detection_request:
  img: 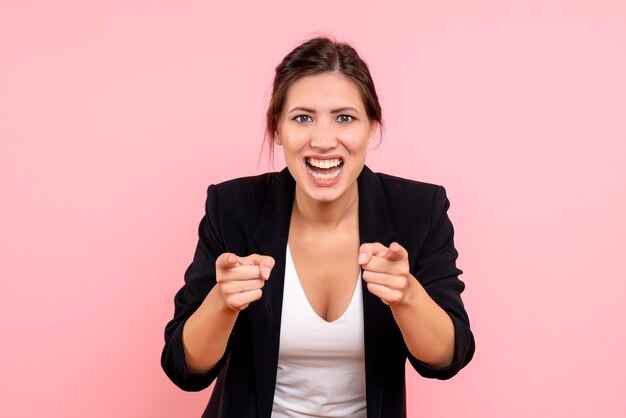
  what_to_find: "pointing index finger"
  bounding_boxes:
[358,242,389,265]
[239,254,275,280]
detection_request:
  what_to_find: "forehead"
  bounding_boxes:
[283,72,365,110]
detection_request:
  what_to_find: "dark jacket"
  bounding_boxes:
[162,166,475,418]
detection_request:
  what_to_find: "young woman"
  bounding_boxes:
[162,37,474,418]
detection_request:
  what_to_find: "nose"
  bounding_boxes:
[310,120,337,150]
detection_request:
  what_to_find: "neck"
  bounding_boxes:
[292,183,359,230]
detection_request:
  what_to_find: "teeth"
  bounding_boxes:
[305,157,344,180]
[306,157,342,168]
[306,164,341,180]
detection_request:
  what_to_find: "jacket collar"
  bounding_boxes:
[252,165,396,252]
[248,165,396,418]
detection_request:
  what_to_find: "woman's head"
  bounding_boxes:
[267,37,383,204]
[266,36,383,152]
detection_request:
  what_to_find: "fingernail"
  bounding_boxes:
[358,253,367,264]
[262,267,271,279]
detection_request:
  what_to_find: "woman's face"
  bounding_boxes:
[274,72,378,205]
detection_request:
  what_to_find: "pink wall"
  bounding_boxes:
[1,1,625,417]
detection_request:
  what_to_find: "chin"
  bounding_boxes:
[309,190,344,203]
[288,158,360,204]
[302,178,356,204]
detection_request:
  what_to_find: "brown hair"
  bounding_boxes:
[264,36,383,161]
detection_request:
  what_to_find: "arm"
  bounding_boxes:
[360,186,474,379]
[389,265,456,368]
[161,185,228,391]
[360,243,455,368]
[183,252,273,374]
[161,185,273,390]
[181,284,240,374]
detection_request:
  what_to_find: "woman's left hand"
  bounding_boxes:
[358,242,417,306]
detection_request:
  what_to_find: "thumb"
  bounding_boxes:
[216,252,239,269]
[383,242,407,262]
[258,256,276,281]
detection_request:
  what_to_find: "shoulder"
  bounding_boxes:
[367,171,453,238]
[375,171,442,192]
[206,171,280,212]
[206,171,289,211]
[211,172,279,197]
[373,171,448,207]
[204,171,290,236]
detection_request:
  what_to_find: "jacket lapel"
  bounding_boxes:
[357,165,396,247]
[250,168,295,418]
[357,166,398,417]
[248,165,396,418]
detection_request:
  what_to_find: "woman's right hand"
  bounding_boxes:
[215,252,275,311]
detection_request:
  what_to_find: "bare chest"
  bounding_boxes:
[288,230,361,322]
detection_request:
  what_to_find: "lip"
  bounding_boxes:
[302,156,344,187]
[303,154,345,161]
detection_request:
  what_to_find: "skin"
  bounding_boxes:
[275,72,376,322]
[182,72,454,373]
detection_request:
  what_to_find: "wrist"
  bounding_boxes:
[208,284,241,316]
[394,275,424,309]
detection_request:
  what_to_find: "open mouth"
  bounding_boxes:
[305,157,344,180]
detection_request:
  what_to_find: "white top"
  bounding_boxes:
[271,245,367,418]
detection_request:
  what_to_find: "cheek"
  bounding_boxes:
[338,130,370,152]
[282,130,310,153]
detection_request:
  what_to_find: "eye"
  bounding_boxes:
[336,114,354,123]
[293,115,312,123]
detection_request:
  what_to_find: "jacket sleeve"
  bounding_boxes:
[406,185,475,380]
[161,184,231,391]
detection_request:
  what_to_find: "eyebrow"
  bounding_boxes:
[287,106,361,114]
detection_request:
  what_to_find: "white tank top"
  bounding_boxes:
[271,244,367,418]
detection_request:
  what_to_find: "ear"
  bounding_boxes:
[367,121,379,145]
[274,131,282,146]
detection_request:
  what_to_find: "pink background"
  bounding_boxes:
[1,1,625,417]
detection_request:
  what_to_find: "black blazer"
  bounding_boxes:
[162,166,474,418]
